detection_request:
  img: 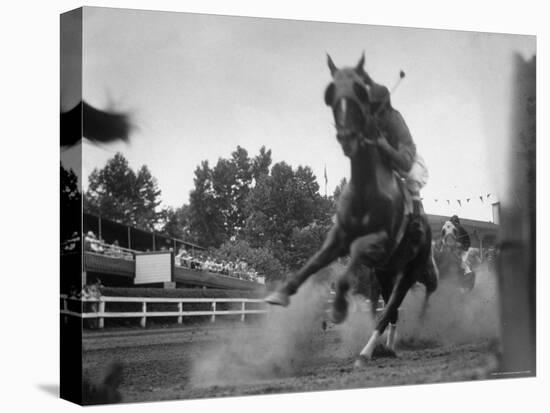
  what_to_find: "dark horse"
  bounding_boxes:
[266,54,437,364]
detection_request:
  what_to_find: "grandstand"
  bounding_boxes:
[60,213,266,292]
[60,212,497,294]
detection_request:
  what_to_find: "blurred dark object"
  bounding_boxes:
[61,100,131,147]
[82,362,124,405]
[497,54,536,375]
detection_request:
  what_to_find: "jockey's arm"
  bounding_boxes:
[376,110,416,173]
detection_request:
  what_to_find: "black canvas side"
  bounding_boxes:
[60,7,84,405]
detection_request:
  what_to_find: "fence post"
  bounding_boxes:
[211,301,216,323]
[141,302,147,328]
[241,301,246,322]
[177,302,182,324]
[98,299,105,329]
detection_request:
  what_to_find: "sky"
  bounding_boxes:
[61,7,536,222]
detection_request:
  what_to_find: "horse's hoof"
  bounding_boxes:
[354,355,370,369]
[264,291,290,307]
[373,344,397,358]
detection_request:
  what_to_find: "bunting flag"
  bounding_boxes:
[391,193,495,205]
[324,164,328,197]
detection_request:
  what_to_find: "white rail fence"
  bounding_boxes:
[60,295,268,328]
[60,294,386,329]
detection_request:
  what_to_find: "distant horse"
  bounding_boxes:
[266,54,437,365]
[434,220,481,292]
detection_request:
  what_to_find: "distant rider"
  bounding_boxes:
[449,215,471,252]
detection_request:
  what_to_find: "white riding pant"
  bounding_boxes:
[404,153,428,200]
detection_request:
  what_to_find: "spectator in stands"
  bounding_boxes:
[98,238,106,254]
[175,247,185,266]
[249,267,258,282]
[63,231,79,252]
[110,240,123,258]
[85,231,102,253]
[225,261,234,276]
[82,279,103,329]
[221,260,230,276]
[69,284,80,299]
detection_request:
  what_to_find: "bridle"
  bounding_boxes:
[332,92,382,149]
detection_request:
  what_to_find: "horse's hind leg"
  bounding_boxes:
[376,272,400,352]
[419,253,439,319]
[358,272,415,361]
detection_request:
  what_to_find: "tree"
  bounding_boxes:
[187,160,225,247]
[159,204,194,241]
[333,177,348,203]
[244,161,334,264]
[288,222,329,270]
[187,146,272,247]
[214,240,287,283]
[84,152,163,231]
[60,164,81,240]
[134,165,162,229]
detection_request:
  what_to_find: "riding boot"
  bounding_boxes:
[408,199,424,245]
[411,198,438,293]
[412,199,424,217]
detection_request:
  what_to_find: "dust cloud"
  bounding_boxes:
[190,264,500,388]
[190,268,335,388]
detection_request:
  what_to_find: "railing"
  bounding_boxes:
[84,239,136,260]
[61,294,387,330]
[60,295,267,328]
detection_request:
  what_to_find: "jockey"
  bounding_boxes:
[449,215,471,252]
[361,76,428,217]
[362,75,437,292]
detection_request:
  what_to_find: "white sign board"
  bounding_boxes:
[134,251,173,284]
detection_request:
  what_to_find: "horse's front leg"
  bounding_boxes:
[265,223,349,306]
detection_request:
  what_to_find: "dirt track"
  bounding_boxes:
[82,270,502,404]
[83,323,498,403]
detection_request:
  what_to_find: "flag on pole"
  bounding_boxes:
[324,164,328,197]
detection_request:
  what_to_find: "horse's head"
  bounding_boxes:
[324,53,378,158]
[441,220,459,247]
